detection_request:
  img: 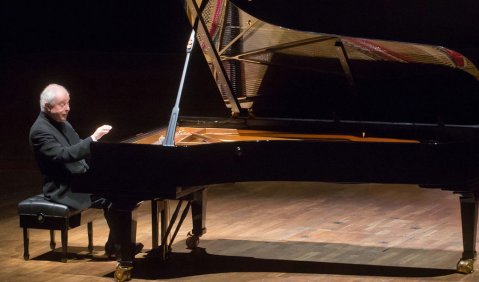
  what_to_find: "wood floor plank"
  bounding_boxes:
[2,171,479,281]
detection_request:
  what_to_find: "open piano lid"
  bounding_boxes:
[190,0,479,126]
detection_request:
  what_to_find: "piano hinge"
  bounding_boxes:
[231,108,250,119]
[248,108,256,119]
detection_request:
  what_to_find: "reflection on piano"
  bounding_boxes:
[72,0,479,280]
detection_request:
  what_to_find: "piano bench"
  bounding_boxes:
[18,194,98,263]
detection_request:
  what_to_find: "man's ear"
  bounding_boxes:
[45,102,52,112]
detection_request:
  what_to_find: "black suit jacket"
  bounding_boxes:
[29,112,93,210]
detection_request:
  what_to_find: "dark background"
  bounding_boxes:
[0,0,229,167]
[233,0,479,52]
[1,0,479,168]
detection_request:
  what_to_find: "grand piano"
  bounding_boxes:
[72,0,479,280]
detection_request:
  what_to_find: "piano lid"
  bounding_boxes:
[189,0,479,125]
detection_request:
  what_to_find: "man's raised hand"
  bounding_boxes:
[92,125,112,141]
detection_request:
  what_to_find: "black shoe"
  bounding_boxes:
[133,242,144,256]
[115,242,144,261]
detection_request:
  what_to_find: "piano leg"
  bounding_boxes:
[146,200,170,260]
[187,188,207,249]
[160,200,169,260]
[113,202,140,282]
[151,199,160,249]
[457,191,479,274]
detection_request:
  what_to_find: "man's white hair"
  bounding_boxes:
[40,84,69,112]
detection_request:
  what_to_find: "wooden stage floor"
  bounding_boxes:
[2,168,479,281]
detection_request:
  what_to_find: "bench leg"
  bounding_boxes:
[50,230,56,250]
[23,228,29,260]
[61,228,68,263]
[88,222,94,253]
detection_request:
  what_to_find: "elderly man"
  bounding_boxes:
[29,84,140,258]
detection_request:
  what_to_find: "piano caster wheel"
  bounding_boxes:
[23,254,29,261]
[186,234,200,249]
[457,259,475,274]
[50,242,56,250]
[114,264,133,282]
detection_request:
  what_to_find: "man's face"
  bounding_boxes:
[45,89,70,122]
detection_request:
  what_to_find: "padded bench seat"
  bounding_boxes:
[18,194,98,262]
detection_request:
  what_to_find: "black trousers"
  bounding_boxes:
[90,196,120,248]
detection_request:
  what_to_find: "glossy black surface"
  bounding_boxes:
[73,130,479,198]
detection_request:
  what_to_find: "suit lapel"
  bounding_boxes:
[39,113,72,147]
[37,112,90,171]
[63,122,81,145]
[62,121,89,170]
[44,120,71,147]
[59,123,72,145]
